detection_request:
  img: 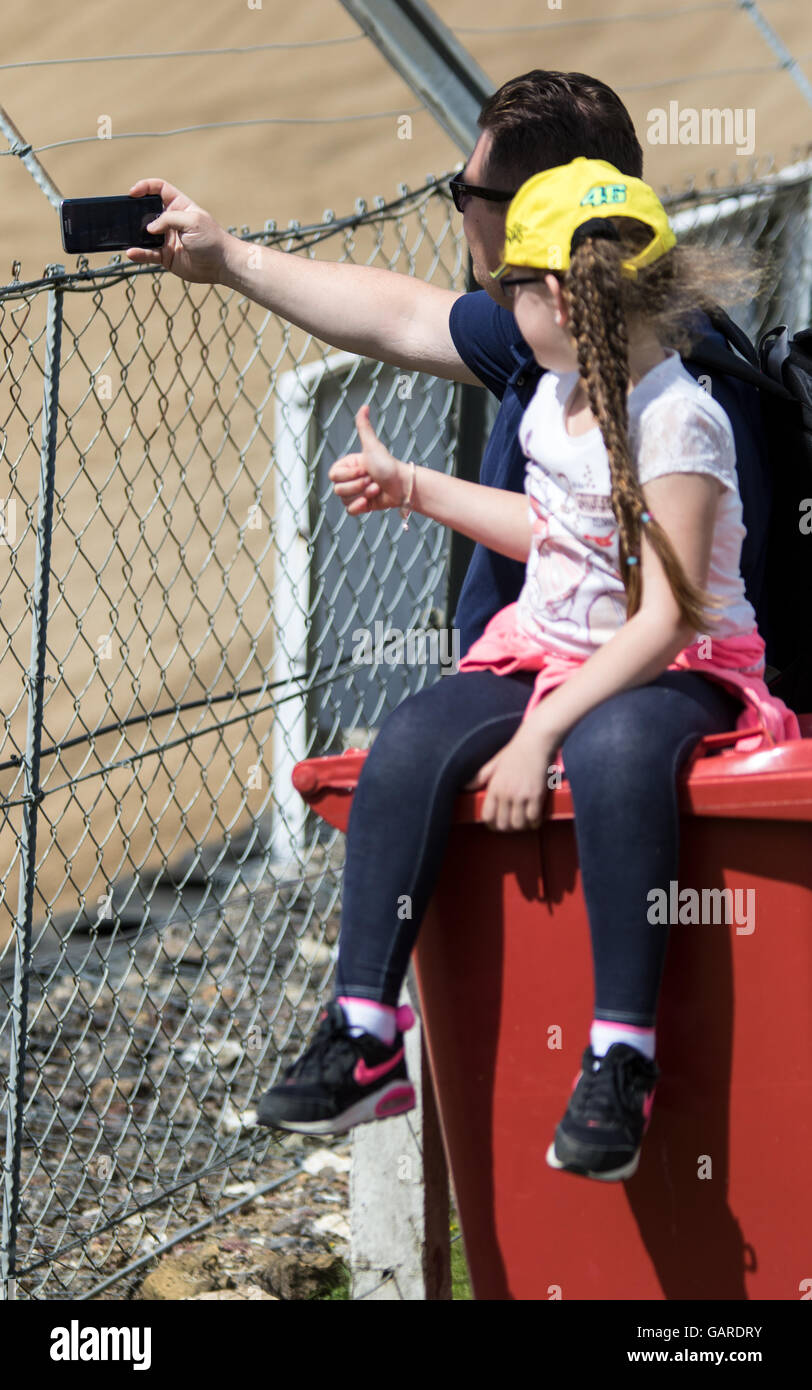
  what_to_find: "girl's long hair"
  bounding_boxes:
[560,225,765,632]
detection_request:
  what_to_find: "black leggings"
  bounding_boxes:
[334,667,743,1026]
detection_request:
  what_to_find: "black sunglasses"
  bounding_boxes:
[448,171,519,214]
[498,274,545,295]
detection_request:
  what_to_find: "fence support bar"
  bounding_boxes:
[0,106,63,209]
[738,1,812,111]
[1,269,63,1299]
[337,0,493,153]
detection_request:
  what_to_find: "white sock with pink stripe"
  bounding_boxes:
[337,996,397,1045]
[590,1018,656,1062]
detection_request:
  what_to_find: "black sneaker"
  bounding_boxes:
[256,1000,416,1135]
[545,1043,660,1182]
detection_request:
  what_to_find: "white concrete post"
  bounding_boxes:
[349,963,451,1300]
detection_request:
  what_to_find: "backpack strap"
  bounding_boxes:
[686,336,795,402]
[761,325,792,379]
[705,306,761,368]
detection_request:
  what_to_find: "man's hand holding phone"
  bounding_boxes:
[125,179,232,285]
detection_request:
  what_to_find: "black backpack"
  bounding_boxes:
[688,308,812,716]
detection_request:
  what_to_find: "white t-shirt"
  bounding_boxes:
[514,348,756,657]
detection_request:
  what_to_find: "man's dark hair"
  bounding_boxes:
[478,71,644,188]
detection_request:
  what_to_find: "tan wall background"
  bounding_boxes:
[0,0,810,948]
[2,0,810,278]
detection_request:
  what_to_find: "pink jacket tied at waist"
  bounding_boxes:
[457,603,801,752]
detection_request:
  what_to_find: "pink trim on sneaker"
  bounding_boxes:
[374,1085,415,1118]
[354,1049,405,1086]
[592,1020,654,1035]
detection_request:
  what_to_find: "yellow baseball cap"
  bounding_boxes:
[491,156,676,280]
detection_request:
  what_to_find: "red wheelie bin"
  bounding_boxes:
[292,714,812,1300]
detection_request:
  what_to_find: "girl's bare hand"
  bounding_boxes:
[329,405,409,515]
[465,727,558,832]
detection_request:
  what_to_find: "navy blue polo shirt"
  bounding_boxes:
[448,290,772,660]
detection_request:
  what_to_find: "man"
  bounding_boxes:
[125,69,771,657]
[127,71,775,1145]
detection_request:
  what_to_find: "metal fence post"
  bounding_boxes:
[1,267,63,1300]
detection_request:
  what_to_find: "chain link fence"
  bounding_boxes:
[0,156,809,1300]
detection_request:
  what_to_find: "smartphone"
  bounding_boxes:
[60,195,165,254]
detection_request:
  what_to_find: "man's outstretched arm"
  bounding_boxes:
[127,178,481,385]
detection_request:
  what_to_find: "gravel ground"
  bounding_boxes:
[2,838,359,1301]
[118,1136,354,1302]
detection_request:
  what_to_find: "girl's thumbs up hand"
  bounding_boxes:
[329,405,412,516]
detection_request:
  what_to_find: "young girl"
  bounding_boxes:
[257,158,800,1182]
